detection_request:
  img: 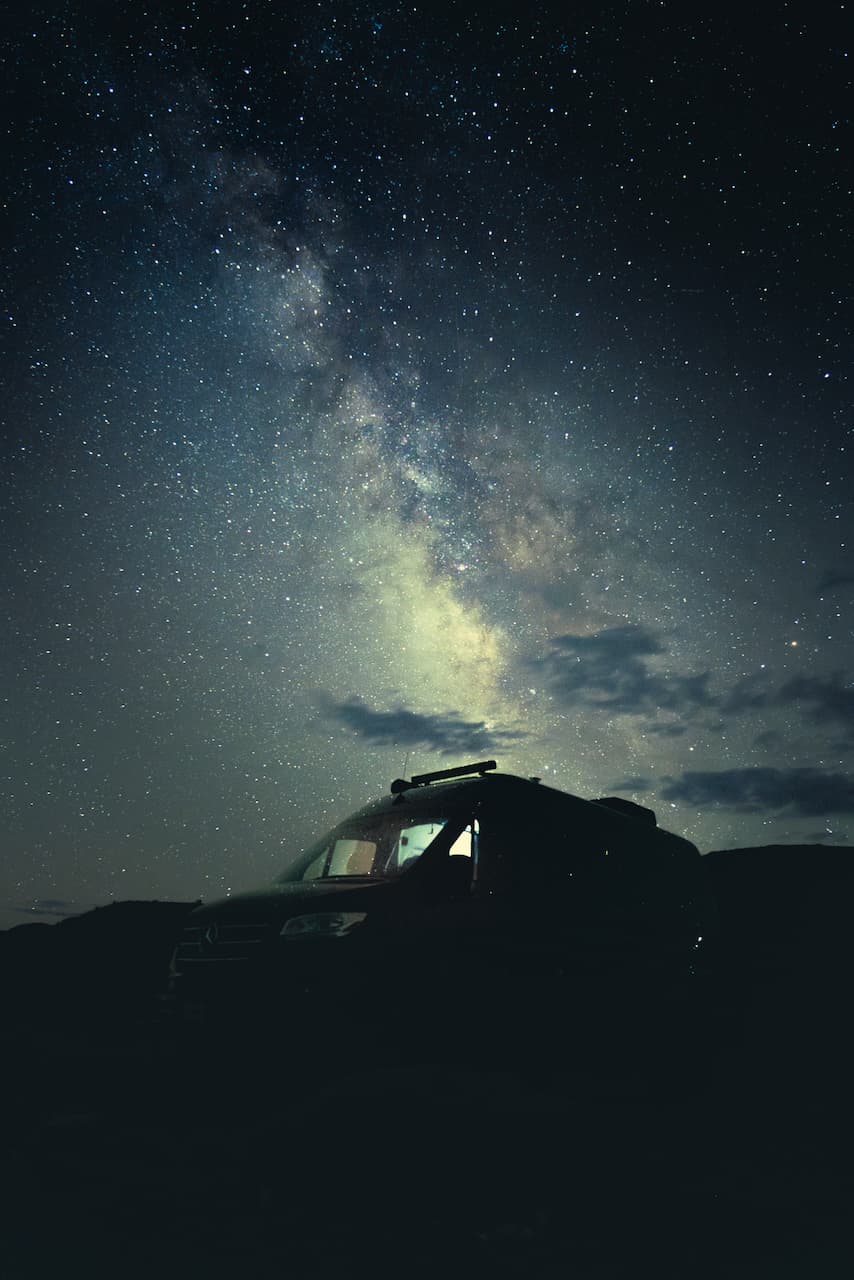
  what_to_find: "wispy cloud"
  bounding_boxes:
[816,571,854,596]
[530,624,714,718]
[609,776,654,793]
[719,674,773,714]
[323,696,526,756]
[661,766,854,816]
[803,828,850,843]
[18,899,83,918]
[529,626,854,752]
[776,673,854,741]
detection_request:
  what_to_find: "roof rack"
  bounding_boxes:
[390,760,497,794]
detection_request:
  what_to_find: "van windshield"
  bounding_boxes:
[277,811,476,883]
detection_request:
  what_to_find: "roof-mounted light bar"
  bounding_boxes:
[390,760,497,794]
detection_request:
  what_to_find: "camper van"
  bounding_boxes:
[170,762,716,1058]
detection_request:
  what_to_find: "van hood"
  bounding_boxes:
[187,877,400,926]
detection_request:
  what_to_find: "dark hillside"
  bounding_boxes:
[702,844,854,1086]
[703,844,854,942]
[702,843,854,987]
[0,900,198,1030]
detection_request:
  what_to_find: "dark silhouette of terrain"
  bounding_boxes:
[1,849,852,1278]
[0,899,198,1030]
[703,843,854,952]
[702,844,854,1099]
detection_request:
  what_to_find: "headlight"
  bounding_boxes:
[280,911,367,939]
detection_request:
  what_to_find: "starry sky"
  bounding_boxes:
[3,1,852,925]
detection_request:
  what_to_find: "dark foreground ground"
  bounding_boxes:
[2,846,852,1279]
[3,1019,853,1280]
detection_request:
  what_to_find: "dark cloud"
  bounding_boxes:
[715,670,854,748]
[12,899,83,919]
[644,722,689,737]
[719,675,772,714]
[661,767,854,816]
[609,776,653,793]
[532,625,714,718]
[816,572,854,596]
[776,673,854,740]
[753,729,783,750]
[324,697,526,756]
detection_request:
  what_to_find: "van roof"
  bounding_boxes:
[363,766,698,856]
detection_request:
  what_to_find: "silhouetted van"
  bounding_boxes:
[170,762,716,1059]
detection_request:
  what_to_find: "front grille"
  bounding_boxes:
[175,921,273,965]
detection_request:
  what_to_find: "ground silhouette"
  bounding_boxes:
[1,848,852,1277]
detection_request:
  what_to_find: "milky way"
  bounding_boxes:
[3,3,852,922]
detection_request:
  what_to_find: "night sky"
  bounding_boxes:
[3,2,852,926]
